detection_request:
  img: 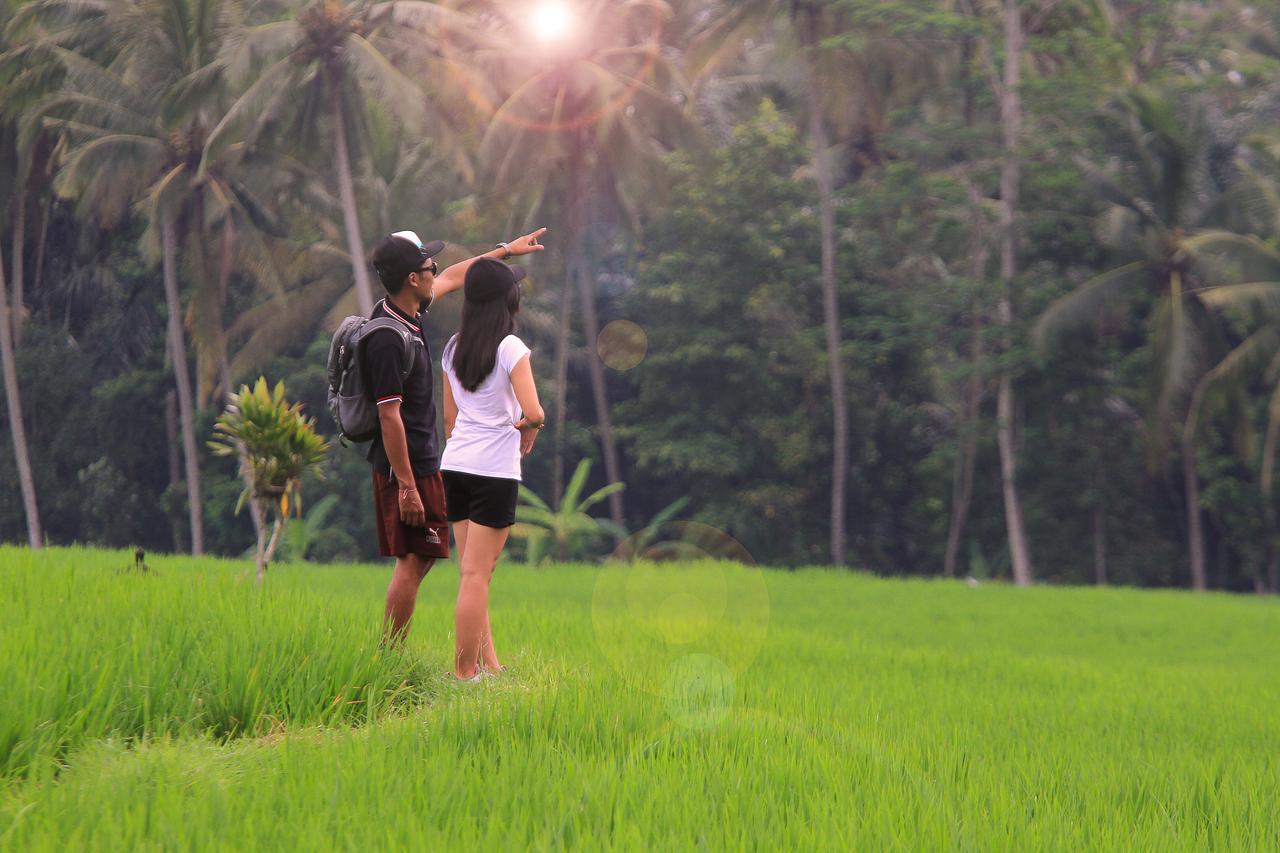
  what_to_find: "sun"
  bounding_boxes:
[530,1,575,45]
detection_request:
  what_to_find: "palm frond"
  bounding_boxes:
[577,481,626,514]
[561,459,595,511]
[517,484,551,512]
[201,55,297,173]
[1198,324,1280,410]
[1032,261,1149,353]
[342,32,426,132]
[1182,231,1280,283]
[1073,154,1163,229]
[1195,281,1280,315]
[514,506,556,527]
[54,132,165,224]
[221,20,303,86]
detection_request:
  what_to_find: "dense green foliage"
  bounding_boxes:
[5,1,1280,588]
[3,547,1279,847]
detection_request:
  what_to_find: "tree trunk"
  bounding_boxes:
[1181,340,1209,591]
[551,255,574,511]
[997,0,1033,586]
[944,359,982,577]
[33,196,50,304]
[259,508,284,585]
[162,212,204,555]
[944,192,989,578]
[1180,429,1207,590]
[330,82,374,317]
[192,189,211,406]
[552,131,590,512]
[11,196,26,346]
[563,128,625,527]
[254,499,269,585]
[1092,501,1108,586]
[165,390,185,552]
[0,243,42,548]
[574,240,626,529]
[212,216,235,401]
[805,45,848,567]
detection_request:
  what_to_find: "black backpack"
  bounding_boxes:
[326,316,420,443]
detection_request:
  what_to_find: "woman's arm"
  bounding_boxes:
[433,228,548,298]
[509,354,544,457]
[442,374,458,441]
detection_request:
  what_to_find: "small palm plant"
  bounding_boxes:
[611,497,690,562]
[513,460,626,564]
[210,378,329,583]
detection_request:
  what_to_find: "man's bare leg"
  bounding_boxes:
[383,554,433,644]
[454,523,508,678]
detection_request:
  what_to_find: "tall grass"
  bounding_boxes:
[4,547,1280,848]
[0,547,433,779]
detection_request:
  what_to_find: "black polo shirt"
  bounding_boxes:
[362,298,440,477]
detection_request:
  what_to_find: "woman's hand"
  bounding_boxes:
[505,227,548,257]
[514,417,542,457]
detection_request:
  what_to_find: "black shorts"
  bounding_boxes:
[441,470,520,529]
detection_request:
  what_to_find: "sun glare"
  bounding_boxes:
[531,1,575,45]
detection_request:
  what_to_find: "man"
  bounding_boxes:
[365,227,546,644]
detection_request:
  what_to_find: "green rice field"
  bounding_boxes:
[2,545,1279,850]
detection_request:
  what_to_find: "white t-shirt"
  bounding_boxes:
[440,334,532,481]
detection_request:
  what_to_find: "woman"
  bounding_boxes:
[440,257,544,680]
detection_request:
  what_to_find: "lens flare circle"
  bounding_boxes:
[592,524,769,698]
[665,654,734,730]
[597,320,648,371]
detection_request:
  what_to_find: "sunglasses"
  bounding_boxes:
[416,259,438,276]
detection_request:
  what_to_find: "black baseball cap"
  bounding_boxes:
[464,257,527,303]
[371,230,445,284]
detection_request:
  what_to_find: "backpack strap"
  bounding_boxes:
[357,318,421,382]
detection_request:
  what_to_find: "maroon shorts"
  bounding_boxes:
[372,471,451,560]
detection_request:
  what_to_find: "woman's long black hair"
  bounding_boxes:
[445,284,521,392]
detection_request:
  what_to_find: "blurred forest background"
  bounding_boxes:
[4,0,1280,590]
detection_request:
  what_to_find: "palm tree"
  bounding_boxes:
[213,0,465,317]
[0,0,46,548]
[1180,287,1279,592]
[688,0,941,565]
[1,0,102,348]
[1034,88,1263,590]
[26,0,250,555]
[1182,135,1280,592]
[469,0,693,527]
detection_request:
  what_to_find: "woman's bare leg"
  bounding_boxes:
[454,522,509,679]
[481,607,500,671]
[453,519,470,567]
[451,520,497,668]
